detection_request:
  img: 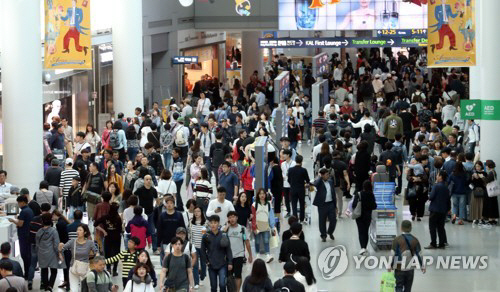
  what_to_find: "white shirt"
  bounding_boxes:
[206,199,235,226]
[351,117,379,133]
[156,179,177,197]
[312,144,333,162]
[467,123,479,143]
[0,182,12,194]
[333,68,343,81]
[181,105,193,118]
[281,160,296,188]
[123,206,148,229]
[199,132,215,155]
[70,4,76,26]
[163,240,196,256]
[197,98,211,115]
[442,3,449,22]
[324,179,332,202]
[323,104,340,114]
[294,272,318,292]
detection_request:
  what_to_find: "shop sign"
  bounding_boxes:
[177,30,226,49]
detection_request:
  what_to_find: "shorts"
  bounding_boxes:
[232,257,244,279]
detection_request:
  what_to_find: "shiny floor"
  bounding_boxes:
[29,143,500,291]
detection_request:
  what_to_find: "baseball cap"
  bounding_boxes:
[65,158,74,165]
[190,118,199,124]
[177,117,184,122]
[176,227,187,234]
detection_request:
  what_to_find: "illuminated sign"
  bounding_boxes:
[172,56,199,65]
[259,37,428,48]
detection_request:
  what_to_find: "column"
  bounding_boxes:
[112,0,144,116]
[1,0,43,191]
[241,31,264,85]
[469,0,481,101]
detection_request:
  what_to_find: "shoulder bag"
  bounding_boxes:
[487,172,500,197]
[69,240,90,277]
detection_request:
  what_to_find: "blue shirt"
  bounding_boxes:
[219,172,239,201]
[18,206,34,239]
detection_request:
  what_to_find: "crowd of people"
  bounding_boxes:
[0,47,498,292]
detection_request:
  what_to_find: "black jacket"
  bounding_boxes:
[429,182,450,214]
[279,238,310,263]
[353,191,377,220]
[312,178,337,208]
[273,276,305,292]
[287,165,310,192]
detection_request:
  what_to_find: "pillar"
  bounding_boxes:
[112,0,144,116]
[241,31,264,84]
[1,0,43,191]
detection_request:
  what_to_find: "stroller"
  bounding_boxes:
[303,185,314,225]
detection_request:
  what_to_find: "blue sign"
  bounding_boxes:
[172,56,199,65]
[376,29,427,37]
[259,37,427,49]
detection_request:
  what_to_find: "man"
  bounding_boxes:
[255,86,266,108]
[430,0,458,53]
[61,118,74,158]
[442,100,457,124]
[391,220,425,292]
[201,215,233,292]
[273,261,305,292]
[223,211,253,292]
[466,119,480,154]
[380,142,400,186]
[145,143,164,178]
[85,256,118,292]
[332,150,351,204]
[138,156,158,186]
[448,133,464,154]
[311,111,328,145]
[210,133,232,186]
[7,196,33,279]
[134,175,158,251]
[160,236,195,292]
[393,134,408,195]
[67,209,83,240]
[117,112,129,130]
[0,242,23,279]
[287,155,311,222]
[441,148,456,176]
[172,117,190,165]
[206,187,235,226]
[44,158,63,188]
[334,84,348,106]
[218,162,239,202]
[73,131,92,162]
[384,74,397,105]
[59,158,79,200]
[426,171,449,249]
[157,196,186,261]
[28,203,51,289]
[0,171,12,194]
[199,123,216,180]
[384,107,403,141]
[0,261,28,292]
[323,97,340,114]
[21,189,41,217]
[60,0,89,55]
[49,123,65,156]
[313,168,337,242]
[280,137,297,161]
[441,120,453,137]
[281,149,296,217]
[83,162,106,219]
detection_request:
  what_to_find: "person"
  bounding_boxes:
[94,203,123,276]
[59,224,99,292]
[190,206,207,288]
[466,119,480,154]
[0,261,28,292]
[293,256,318,292]
[353,180,377,255]
[126,250,157,288]
[156,196,186,261]
[160,237,195,292]
[0,243,23,279]
[194,168,213,215]
[241,259,273,292]
[279,222,310,263]
[426,170,449,249]
[84,124,101,156]
[157,170,181,210]
[390,220,425,292]
[210,133,232,186]
[105,237,140,288]
[312,168,337,242]
[52,210,70,290]
[219,161,240,202]
[93,191,112,254]
[7,196,33,279]
[201,215,233,292]
[59,158,79,200]
[28,203,51,289]
[123,263,155,292]
[85,256,118,292]
[126,206,152,251]
[33,181,57,211]
[448,162,468,225]
[66,176,84,219]
[251,189,276,263]
[281,149,296,217]
[206,187,235,226]
[234,192,252,228]
[482,160,499,226]
[83,162,106,219]
[134,175,158,249]
[273,261,305,292]
[384,107,404,141]
[36,213,60,291]
[224,211,253,291]
[287,155,311,222]
[470,161,487,225]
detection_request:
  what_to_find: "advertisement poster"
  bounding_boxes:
[43,96,73,125]
[279,0,428,30]
[428,0,476,67]
[44,0,91,69]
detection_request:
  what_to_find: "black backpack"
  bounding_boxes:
[391,144,404,165]
[212,145,226,169]
[81,270,110,292]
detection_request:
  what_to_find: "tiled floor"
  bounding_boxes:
[27,143,500,291]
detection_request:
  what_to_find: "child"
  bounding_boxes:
[125,206,152,250]
[106,237,140,288]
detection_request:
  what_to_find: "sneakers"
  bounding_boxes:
[424,244,437,249]
[457,220,464,225]
[265,254,274,263]
[194,285,199,290]
[451,215,457,224]
[417,217,422,222]
[307,140,311,145]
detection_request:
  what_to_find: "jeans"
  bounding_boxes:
[128,147,139,162]
[452,194,467,220]
[163,152,172,172]
[318,202,337,238]
[193,247,207,285]
[429,212,447,247]
[467,142,476,154]
[28,244,38,282]
[254,230,271,254]
[291,190,306,221]
[147,213,157,250]
[41,267,58,289]
[208,266,227,292]
[290,141,298,150]
[395,269,415,292]
[68,206,84,220]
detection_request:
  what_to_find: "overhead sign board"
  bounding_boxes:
[376,29,427,37]
[259,37,427,49]
[172,56,199,65]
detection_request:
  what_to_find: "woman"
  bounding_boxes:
[353,180,377,256]
[132,117,141,134]
[471,161,487,225]
[190,206,207,288]
[482,160,499,225]
[123,161,138,191]
[315,142,332,171]
[235,192,252,228]
[251,188,276,263]
[186,139,204,188]
[101,120,113,150]
[242,259,273,292]
[160,123,174,171]
[37,213,60,291]
[107,182,122,207]
[288,118,300,150]
[53,210,71,290]
[353,141,371,194]
[95,203,123,276]
[241,163,255,202]
[127,250,157,287]
[406,156,429,221]
[126,125,140,162]
[107,164,124,193]
[449,162,468,225]
[259,113,275,135]
[123,263,155,292]
[294,256,318,292]
[85,124,101,156]
[247,101,260,117]
[193,167,212,215]
[188,154,204,199]
[157,170,183,210]
[139,119,152,148]
[433,102,443,128]
[196,92,211,123]
[59,224,98,292]
[33,181,57,211]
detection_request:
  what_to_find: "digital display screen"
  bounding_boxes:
[312,53,329,78]
[279,0,428,31]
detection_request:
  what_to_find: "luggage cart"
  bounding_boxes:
[370,182,398,250]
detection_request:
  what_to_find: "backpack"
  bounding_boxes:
[175,127,187,146]
[109,130,120,149]
[212,145,226,169]
[168,241,193,257]
[391,144,404,165]
[164,253,190,287]
[160,132,171,153]
[274,279,291,292]
[81,270,110,292]
[418,109,432,126]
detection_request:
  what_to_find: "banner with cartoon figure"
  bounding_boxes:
[428,0,476,67]
[44,0,91,69]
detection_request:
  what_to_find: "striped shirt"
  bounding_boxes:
[194,180,213,198]
[105,249,138,279]
[190,223,206,249]
[312,117,328,131]
[60,169,79,196]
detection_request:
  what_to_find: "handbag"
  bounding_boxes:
[405,187,417,199]
[473,187,485,198]
[69,240,89,277]
[269,228,280,249]
[351,194,362,219]
[486,172,500,197]
[226,275,237,292]
[83,191,102,205]
[379,271,396,292]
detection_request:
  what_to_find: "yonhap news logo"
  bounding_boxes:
[317,245,489,280]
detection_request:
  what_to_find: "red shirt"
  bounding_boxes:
[340,106,353,115]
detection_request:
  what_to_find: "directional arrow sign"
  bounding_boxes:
[388,39,395,45]
[258,37,427,48]
[343,39,349,46]
[298,40,303,47]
